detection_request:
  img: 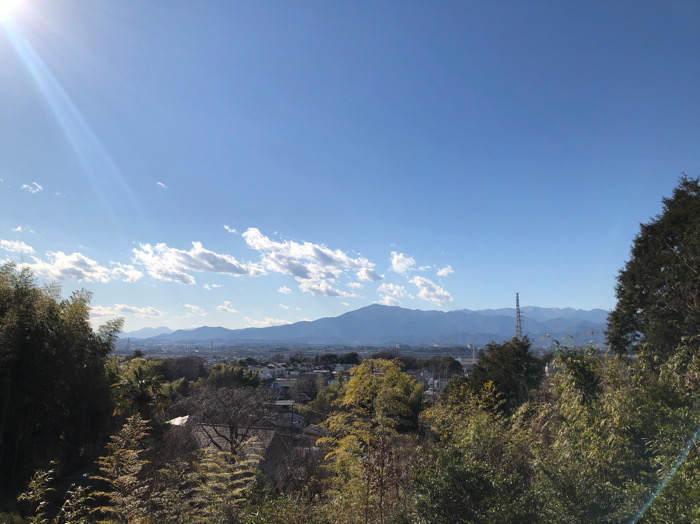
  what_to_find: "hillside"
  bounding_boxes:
[128,304,608,347]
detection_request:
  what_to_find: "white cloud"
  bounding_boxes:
[278,286,292,294]
[357,267,383,282]
[216,301,238,313]
[436,264,454,277]
[203,283,221,291]
[409,276,453,307]
[298,279,353,297]
[22,251,113,282]
[242,227,380,296]
[244,316,292,328]
[224,225,237,234]
[0,239,34,254]
[184,304,207,316]
[377,282,412,306]
[132,241,263,285]
[347,282,363,289]
[390,251,415,274]
[91,304,162,318]
[21,182,43,194]
[279,303,289,310]
[380,295,400,306]
[9,247,142,283]
[342,302,350,307]
[109,262,143,283]
[295,306,302,311]
[12,226,34,234]
[156,181,167,189]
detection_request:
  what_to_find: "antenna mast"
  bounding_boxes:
[515,292,523,339]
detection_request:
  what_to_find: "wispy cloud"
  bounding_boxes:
[378,282,412,306]
[409,276,453,307]
[132,241,263,285]
[223,225,237,234]
[6,244,143,283]
[23,251,113,282]
[242,227,381,296]
[184,304,206,316]
[244,316,291,328]
[278,286,292,294]
[436,264,454,277]
[21,182,43,194]
[91,304,162,318]
[0,239,34,254]
[279,303,289,310]
[156,181,167,189]
[203,283,221,291]
[298,279,353,297]
[109,262,143,283]
[12,225,35,234]
[216,301,238,313]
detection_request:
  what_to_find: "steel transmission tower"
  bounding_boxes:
[515,292,523,339]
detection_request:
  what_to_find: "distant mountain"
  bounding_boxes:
[122,326,174,339]
[132,304,609,348]
[477,306,609,324]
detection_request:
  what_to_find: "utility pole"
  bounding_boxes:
[515,292,523,339]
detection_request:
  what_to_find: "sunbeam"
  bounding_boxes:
[2,18,139,224]
[0,0,22,22]
[630,425,700,523]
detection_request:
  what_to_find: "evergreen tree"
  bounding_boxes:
[467,337,543,414]
[607,175,700,359]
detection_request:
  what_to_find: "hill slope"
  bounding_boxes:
[133,304,607,347]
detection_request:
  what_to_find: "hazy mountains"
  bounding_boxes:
[123,304,609,348]
[121,326,174,339]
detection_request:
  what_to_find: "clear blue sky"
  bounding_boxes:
[1,0,698,330]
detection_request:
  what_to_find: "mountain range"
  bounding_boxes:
[122,304,609,348]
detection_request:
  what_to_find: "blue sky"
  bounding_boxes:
[1,0,698,331]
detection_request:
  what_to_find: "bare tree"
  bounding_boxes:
[186,387,273,461]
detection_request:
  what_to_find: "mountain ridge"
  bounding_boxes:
[125,304,609,347]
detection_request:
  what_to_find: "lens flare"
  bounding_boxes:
[630,425,699,523]
[0,0,22,22]
[3,20,139,228]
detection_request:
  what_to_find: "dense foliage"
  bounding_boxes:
[607,175,700,359]
[0,265,118,496]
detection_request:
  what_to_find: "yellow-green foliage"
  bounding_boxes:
[192,441,263,522]
[319,359,423,523]
[92,414,151,522]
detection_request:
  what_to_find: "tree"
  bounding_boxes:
[319,359,423,523]
[416,381,537,523]
[112,359,166,419]
[467,337,543,414]
[186,386,272,461]
[607,175,700,359]
[202,362,261,389]
[0,264,119,497]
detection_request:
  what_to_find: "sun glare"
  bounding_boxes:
[0,0,22,22]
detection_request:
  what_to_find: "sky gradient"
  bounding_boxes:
[1,0,699,330]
